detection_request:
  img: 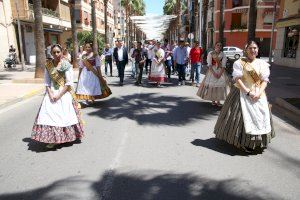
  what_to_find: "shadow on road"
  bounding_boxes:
[22,138,82,153]
[0,170,281,200]
[190,138,259,156]
[87,93,220,126]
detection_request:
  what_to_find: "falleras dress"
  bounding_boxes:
[214,58,275,151]
[197,51,230,101]
[76,55,112,100]
[148,48,167,83]
[32,59,84,144]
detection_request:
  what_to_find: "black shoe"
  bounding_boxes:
[119,82,123,86]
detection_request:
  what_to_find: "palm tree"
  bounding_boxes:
[91,0,98,55]
[218,0,225,46]
[176,0,181,41]
[248,0,257,41]
[33,0,46,78]
[104,0,108,43]
[69,0,78,67]
[202,0,209,51]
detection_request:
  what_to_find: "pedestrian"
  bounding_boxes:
[145,40,154,75]
[196,42,229,106]
[102,43,113,76]
[162,39,173,80]
[31,44,84,149]
[62,48,71,62]
[214,40,275,153]
[185,42,192,78]
[76,42,111,104]
[132,41,147,86]
[113,40,128,86]
[148,41,167,87]
[189,41,204,87]
[173,39,188,86]
[129,41,137,78]
[170,40,177,74]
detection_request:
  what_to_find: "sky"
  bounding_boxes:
[144,0,164,15]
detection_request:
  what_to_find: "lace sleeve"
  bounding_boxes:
[232,60,243,80]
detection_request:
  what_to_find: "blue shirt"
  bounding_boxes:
[173,46,188,65]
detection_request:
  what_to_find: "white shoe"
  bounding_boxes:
[178,82,182,86]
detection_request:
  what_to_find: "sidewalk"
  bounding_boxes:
[0,64,79,109]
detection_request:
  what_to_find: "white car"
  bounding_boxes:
[223,46,243,59]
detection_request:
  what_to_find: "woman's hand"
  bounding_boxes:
[48,91,55,103]
[53,93,62,102]
[249,90,261,101]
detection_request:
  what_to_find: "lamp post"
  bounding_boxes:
[14,0,25,71]
[269,0,277,63]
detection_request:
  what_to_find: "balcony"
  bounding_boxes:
[28,3,59,18]
[230,23,247,30]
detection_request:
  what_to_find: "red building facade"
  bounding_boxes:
[213,0,279,56]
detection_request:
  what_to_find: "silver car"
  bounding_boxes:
[223,46,243,59]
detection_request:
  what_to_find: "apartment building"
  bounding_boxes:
[112,0,125,42]
[274,0,300,68]
[214,0,279,56]
[0,0,18,69]
[9,0,71,63]
[73,0,114,42]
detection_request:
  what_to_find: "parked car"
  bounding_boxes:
[223,46,243,59]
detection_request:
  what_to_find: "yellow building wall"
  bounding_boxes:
[284,0,300,18]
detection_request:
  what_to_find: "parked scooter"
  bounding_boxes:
[4,45,17,68]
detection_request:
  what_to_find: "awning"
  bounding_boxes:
[43,28,63,33]
[276,17,300,28]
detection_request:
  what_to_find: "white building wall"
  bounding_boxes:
[0,0,18,70]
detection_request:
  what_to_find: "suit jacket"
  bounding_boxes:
[113,46,128,64]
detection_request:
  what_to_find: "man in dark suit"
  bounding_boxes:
[113,40,128,86]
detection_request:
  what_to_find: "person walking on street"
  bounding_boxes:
[31,44,84,149]
[149,41,167,87]
[173,39,188,86]
[76,43,111,104]
[185,42,192,78]
[196,42,229,106]
[132,42,147,86]
[129,41,137,78]
[163,39,173,80]
[189,41,203,87]
[102,43,113,77]
[113,40,128,86]
[214,41,275,153]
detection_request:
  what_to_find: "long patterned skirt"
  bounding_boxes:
[214,87,275,150]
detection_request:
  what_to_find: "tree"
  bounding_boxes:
[218,0,225,46]
[176,0,181,41]
[194,0,199,39]
[33,0,46,78]
[104,0,108,43]
[91,0,98,55]
[248,0,257,41]
[202,0,209,51]
[69,0,78,67]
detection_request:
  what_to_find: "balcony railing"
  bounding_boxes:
[230,23,247,30]
[28,3,60,18]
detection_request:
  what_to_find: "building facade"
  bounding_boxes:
[274,0,300,68]
[0,0,18,69]
[10,0,72,64]
[73,0,114,44]
[213,0,279,57]
[112,0,125,42]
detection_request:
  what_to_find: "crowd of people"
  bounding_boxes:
[31,39,275,153]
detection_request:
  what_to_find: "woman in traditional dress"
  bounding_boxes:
[214,41,275,153]
[76,43,111,104]
[197,42,229,106]
[148,42,167,87]
[31,44,84,149]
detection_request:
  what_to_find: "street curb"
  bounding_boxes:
[0,87,44,110]
[273,97,300,126]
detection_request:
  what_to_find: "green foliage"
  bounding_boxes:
[66,31,105,54]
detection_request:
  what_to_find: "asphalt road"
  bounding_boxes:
[0,68,299,200]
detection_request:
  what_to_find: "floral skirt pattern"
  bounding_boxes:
[32,100,84,144]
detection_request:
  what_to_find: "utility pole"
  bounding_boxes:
[15,0,25,71]
[269,0,277,63]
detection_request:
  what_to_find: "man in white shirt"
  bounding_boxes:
[113,40,128,86]
[129,41,137,78]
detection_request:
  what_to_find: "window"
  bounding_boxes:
[263,14,273,26]
[283,26,299,58]
[75,9,81,23]
[229,48,236,51]
[232,0,242,8]
[223,47,228,51]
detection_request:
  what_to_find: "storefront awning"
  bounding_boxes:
[276,17,300,28]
